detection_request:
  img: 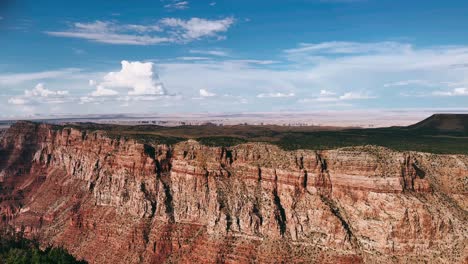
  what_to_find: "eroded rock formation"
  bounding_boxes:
[0,121,466,263]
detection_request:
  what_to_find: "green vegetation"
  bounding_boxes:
[105,131,185,146]
[197,136,248,147]
[55,114,468,154]
[276,128,468,154]
[0,229,86,264]
[274,116,468,154]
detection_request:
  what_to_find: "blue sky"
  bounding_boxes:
[1,0,468,117]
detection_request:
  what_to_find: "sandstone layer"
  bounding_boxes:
[0,121,467,263]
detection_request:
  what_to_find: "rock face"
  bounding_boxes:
[0,121,467,263]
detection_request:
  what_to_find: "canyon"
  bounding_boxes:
[0,121,467,263]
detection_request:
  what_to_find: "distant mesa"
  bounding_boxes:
[407,114,468,134]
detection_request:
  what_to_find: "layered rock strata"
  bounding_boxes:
[0,122,466,263]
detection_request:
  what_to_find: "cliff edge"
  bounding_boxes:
[0,121,467,263]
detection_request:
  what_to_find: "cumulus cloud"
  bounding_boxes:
[199,89,216,97]
[46,17,235,45]
[90,86,119,97]
[257,92,295,98]
[89,60,167,97]
[5,41,468,115]
[8,97,27,105]
[24,83,69,97]
[8,83,70,105]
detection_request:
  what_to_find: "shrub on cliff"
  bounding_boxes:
[0,229,86,264]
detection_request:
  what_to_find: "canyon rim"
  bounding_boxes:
[0,120,466,263]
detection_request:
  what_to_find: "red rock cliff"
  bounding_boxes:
[0,121,466,263]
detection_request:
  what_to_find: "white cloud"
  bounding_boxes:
[176,56,210,61]
[284,41,411,56]
[209,2,216,6]
[301,91,375,103]
[8,97,27,105]
[0,68,81,85]
[46,17,235,45]
[278,41,468,105]
[189,49,229,57]
[442,81,468,87]
[257,92,295,98]
[4,41,468,116]
[320,89,336,96]
[90,86,119,97]
[313,97,340,102]
[91,60,167,96]
[79,96,94,104]
[46,21,170,45]
[24,83,69,97]
[284,42,468,72]
[228,59,278,65]
[383,80,438,87]
[164,1,189,10]
[433,87,468,96]
[199,89,216,97]
[339,92,375,100]
[161,17,234,41]
[8,83,70,105]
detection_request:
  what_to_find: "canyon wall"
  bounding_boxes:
[0,121,467,263]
